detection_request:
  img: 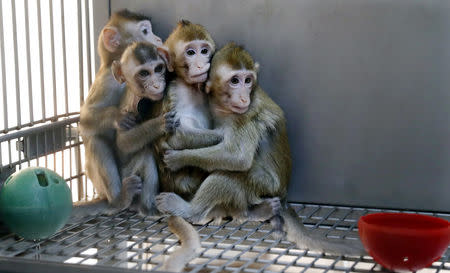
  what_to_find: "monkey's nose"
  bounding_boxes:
[241,98,248,104]
[153,84,160,89]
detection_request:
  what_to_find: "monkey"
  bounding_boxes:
[74,10,164,218]
[155,20,223,199]
[109,42,201,272]
[110,41,179,216]
[156,43,366,255]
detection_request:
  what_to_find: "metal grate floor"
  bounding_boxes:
[0,203,449,273]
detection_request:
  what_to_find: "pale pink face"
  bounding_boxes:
[113,43,169,101]
[214,65,257,114]
[176,40,214,84]
[134,20,163,47]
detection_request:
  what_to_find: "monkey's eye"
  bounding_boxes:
[186,49,195,56]
[139,70,150,77]
[142,28,148,35]
[201,48,209,55]
[245,77,252,84]
[154,64,164,73]
[230,77,239,85]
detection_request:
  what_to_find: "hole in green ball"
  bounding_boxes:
[35,171,48,187]
[53,178,59,184]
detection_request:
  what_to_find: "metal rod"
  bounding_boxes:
[49,0,57,117]
[35,130,39,167]
[0,0,8,130]
[60,124,65,178]
[84,0,92,88]
[77,0,84,105]
[11,0,22,128]
[0,112,79,134]
[52,127,56,171]
[0,116,79,142]
[44,125,48,167]
[0,142,3,166]
[7,140,12,167]
[37,0,46,120]
[60,0,69,115]
[69,123,73,191]
[17,136,22,170]
[24,0,34,125]
[75,135,84,201]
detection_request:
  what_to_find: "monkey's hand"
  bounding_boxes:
[163,150,185,171]
[164,111,180,134]
[115,112,137,131]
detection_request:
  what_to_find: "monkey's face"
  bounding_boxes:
[214,65,255,114]
[176,40,214,84]
[125,20,163,47]
[113,43,169,101]
[130,59,166,101]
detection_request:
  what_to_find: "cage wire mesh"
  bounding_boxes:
[0,204,449,273]
[0,0,449,272]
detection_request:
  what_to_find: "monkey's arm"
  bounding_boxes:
[164,126,260,172]
[166,128,223,150]
[117,112,178,154]
[80,106,120,134]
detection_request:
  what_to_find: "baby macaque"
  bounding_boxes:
[111,42,177,215]
[158,43,365,255]
[113,42,199,272]
[74,10,163,217]
[155,20,222,199]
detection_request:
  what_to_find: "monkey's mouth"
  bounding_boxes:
[144,91,164,101]
[231,105,249,114]
[191,71,208,79]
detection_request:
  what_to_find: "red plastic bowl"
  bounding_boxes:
[358,213,450,271]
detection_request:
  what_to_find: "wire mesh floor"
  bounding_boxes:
[0,203,449,273]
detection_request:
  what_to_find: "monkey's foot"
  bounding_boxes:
[176,175,201,195]
[120,175,143,209]
[270,214,286,240]
[155,192,193,218]
[248,197,281,221]
[138,204,159,217]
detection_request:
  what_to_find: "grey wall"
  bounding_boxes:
[110,0,450,212]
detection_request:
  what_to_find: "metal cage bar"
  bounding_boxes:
[0,0,92,135]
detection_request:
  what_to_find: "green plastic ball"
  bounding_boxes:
[0,167,72,240]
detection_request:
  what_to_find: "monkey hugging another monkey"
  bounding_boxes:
[74,9,365,272]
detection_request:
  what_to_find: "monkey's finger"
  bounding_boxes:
[126,114,137,122]
[164,111,177,119]
[123,120,137,129]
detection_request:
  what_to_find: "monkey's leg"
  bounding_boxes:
[166,128,223,150]
[84,137,121,202]
[157,172,248,223]
[173,169,205,198]
[106,175,143,213]
[138,150,159,216]
[247,197,281,221]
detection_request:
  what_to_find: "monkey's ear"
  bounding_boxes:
[205,81,212,94]
[111,60,125,83]
[254,62,260,73]
[157,46,174,72]
[102,26,121,53]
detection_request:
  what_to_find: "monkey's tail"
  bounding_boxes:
[282,206,366,256]
[161,216,201,272]
[69,198,110,223]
